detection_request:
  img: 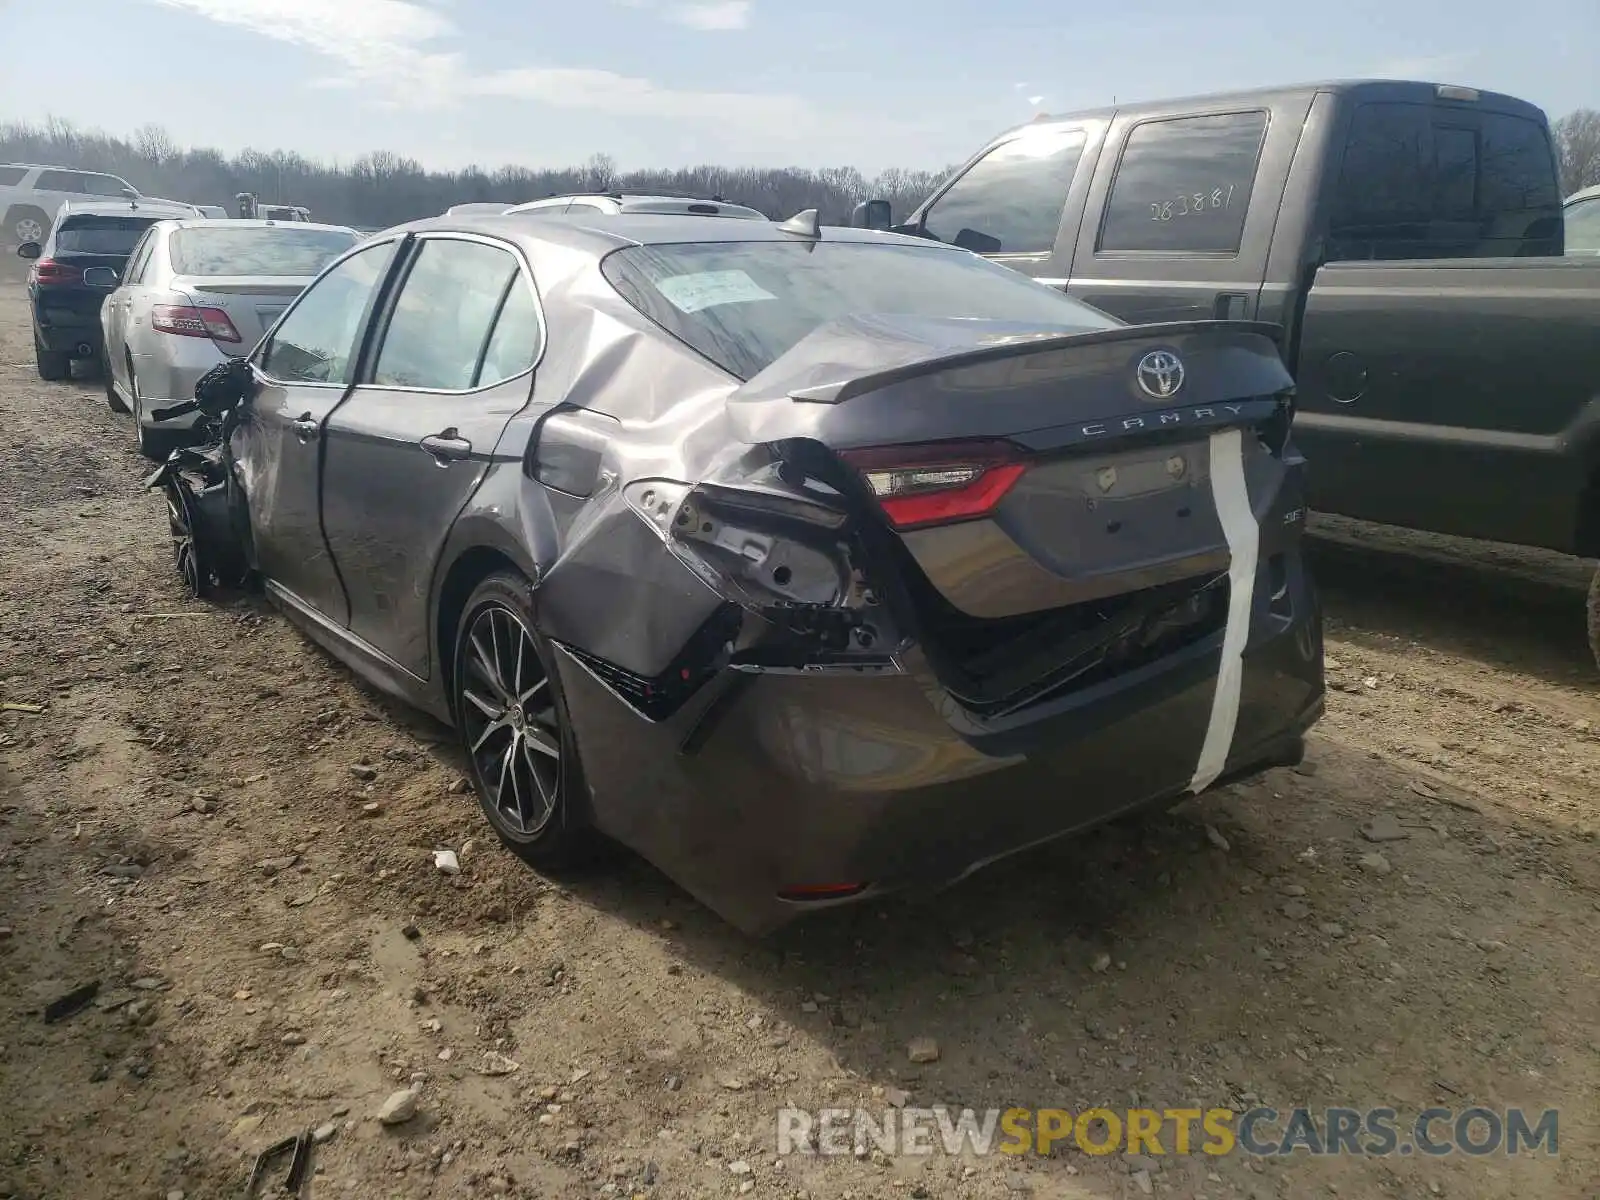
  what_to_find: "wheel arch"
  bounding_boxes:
[433,540,537,723]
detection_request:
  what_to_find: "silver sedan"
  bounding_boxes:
[101,218,359,457]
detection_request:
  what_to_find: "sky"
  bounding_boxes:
[0,0,1595,175]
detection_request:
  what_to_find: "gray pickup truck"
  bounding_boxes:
[862,80,1600,667]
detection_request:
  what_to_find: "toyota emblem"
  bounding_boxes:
[1135,350,1185,400]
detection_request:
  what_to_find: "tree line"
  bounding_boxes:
[3,108,1596,233]
[0,118,949,228]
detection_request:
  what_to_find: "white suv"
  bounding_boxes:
[1,164,140,246]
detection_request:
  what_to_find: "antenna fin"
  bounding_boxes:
[776,208,822,238]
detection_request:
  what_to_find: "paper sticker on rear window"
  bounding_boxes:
[655,270,777,314]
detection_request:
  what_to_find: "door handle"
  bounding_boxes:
[421,429,472,463]
[292,414,319,442]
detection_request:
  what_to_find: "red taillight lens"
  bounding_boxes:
[841,441,1027,531]
[32,259,83,285]
[152,304,241,343]
[777,882,869,902]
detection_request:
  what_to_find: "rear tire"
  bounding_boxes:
[1587,564,1600,675]
[130,370,175,461]
[34,340,70,382]
[452,570,594,871]
[103,351,130,414]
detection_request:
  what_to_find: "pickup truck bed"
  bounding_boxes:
[1296,257,1600,555]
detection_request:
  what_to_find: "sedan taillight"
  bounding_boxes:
[152,304,241,343]
[31,259,83,285]
[840,441,1028,531]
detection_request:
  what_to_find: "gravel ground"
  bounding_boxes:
[1,278,1598,1200]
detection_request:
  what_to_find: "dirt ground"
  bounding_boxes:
[1,277,1598,1200]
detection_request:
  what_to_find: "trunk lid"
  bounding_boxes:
[172,275,313,351]
[726,316,1294,626]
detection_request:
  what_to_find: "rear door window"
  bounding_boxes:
[370,238,521,391]
[1097,111,1268,254]
[35,170,88,193]
[0,167,27,186]
[920,127,1087,255]
[477,279,542,386]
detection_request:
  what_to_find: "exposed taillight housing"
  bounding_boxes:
[152,304,242,343]
[31,259,83,285]
[840,441,1027,531]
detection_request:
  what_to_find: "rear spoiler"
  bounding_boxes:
[787,320,1286,405]
[725,318,1294,452]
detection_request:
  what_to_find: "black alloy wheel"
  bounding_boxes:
[453,571,590,868]
[163,476,207,598]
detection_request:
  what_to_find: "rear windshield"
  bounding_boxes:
[1567,197,1600,254]
[171,226,357,276]
[53,216,158,256]
[601,240,1120,380]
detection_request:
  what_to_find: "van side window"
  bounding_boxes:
[920,127,1087,255]
[1328,103,1562,260]
[1097,111,1268,254]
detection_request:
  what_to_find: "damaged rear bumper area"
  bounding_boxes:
[546,457,1321,933]
[534,320,1323,932]
[553,550,1320,935]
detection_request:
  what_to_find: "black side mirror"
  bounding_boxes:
[849,199,892,231]
[193,356,256,414]
[16,241,42,260]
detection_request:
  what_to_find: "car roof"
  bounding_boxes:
[58,197,196,218]
[510,193,767,217]
[387,211,961,258]
[992,78,1549,148]
[1,162,129,174]
[160,217,357,234]
[1568,184,1600,205]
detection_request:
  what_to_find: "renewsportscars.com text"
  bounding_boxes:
[776,1106,1559,1158]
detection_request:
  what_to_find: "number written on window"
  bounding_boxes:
[1099,111,1268,253]
[1149,185,1238,222]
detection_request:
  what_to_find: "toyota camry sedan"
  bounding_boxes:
[154,208,1324,933]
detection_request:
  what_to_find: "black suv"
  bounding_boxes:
[17,197,198,380]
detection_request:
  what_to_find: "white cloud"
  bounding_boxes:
[671,0,750,30]
[151,0,790,129]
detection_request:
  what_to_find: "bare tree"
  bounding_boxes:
[133,123,178,168]
[1553,109,1600,192]
[583,152,618,193]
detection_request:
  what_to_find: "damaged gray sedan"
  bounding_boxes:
[150,208,1324,933]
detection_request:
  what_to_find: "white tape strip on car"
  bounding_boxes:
[1189,426,1259,794]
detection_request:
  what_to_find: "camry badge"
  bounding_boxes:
[1136,350,1185,400]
